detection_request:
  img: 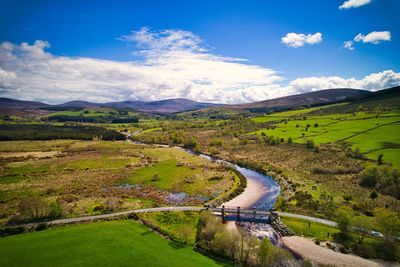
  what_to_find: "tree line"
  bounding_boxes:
[0,124,126,141]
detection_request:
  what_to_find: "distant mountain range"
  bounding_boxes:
[0,97,217,115]
[101,98,217,114]
[227,88,371,113]
[1,86,399,115]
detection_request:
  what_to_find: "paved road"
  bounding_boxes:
[3,206,389,240]
[5,206,204,229]
[276,212,337,227]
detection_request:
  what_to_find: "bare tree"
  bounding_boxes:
[19,196,48,220]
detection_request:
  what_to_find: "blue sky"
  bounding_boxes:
[0,0,399,103]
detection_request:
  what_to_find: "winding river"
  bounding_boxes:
[128,133,281,210]
[197,153,281,210]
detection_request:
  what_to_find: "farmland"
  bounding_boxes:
[132,102,400,221]
[251,109,400,168]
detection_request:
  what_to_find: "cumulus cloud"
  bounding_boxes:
[339,0,371,9]
[285,70,400,93]
[343,40,354,50]
[281,32,322,48]
[0,27,399,104]
[0,28,286,104]
[354,31,391,44]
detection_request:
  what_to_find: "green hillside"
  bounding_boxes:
[250,91,400,168]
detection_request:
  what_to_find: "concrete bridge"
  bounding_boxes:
[205,205,278,223]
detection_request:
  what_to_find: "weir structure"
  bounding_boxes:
[205,205,277,223]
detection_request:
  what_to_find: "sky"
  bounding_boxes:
[0,0,399,104]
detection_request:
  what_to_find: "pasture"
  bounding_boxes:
[0,220,225,267]
[137,211,200,245]
[251,109,400,168]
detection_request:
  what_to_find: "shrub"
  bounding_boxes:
[19,196,49,221]
[377,154,384,165]
[184,137,201,152]
[306,140,315,150]
[359,166,400,199]
[375,241,400,261]
[353,147,363,159]
[287,137,293,144]
[314,144,320,153]
[49,200,63,219]
[209,139,223,147]
[151,174,160,182]
[0,226,27,236]
[35,223,48,231]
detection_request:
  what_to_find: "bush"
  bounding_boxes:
[151,174,160,182]
[35,223,48,231]
[359,166,400,199]
[184,137,201,152]
[19,197,49,221]
[375,241,400,261]
[49,201,63,218]
[314,144,320,153]
[306,140,315,150]
[209,139,223,147]
[287,137,293,144]
[377,154,384,165]
[0,226,27,236]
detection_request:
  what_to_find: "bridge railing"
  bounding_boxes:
[204,205,275,223]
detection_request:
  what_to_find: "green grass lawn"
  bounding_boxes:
[0,220,227,267]
[137,211,200,245]
[281,216,339,241]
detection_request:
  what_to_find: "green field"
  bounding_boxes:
[137,211,200,245]
[250,109,400,168]
[0,220,226,267]
[281,216,339,241]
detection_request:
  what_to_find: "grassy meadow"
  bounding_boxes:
[251,108,400,168]
[0,140,234,225]
[133,103,400,221]
[0,220,226,267]
[137,211,200,245]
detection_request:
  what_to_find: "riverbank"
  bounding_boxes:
[221,177,267,208]
[282,236,398,267]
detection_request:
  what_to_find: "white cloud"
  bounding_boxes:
[343,40,354,50]
[0,27,399,104]
[354,31,391,44]
[285,70,400,93]
[0,28,285,104]
[281,32,322,48]
[339,0,371,9]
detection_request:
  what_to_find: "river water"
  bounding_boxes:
[195,153,281,210]
[128,135,281,210]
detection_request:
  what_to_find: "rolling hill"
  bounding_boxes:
[1,86,399,116]
[103,98,217,114]
[0,98,48,109]
[0,98,217,115]
[227,88,370,113]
